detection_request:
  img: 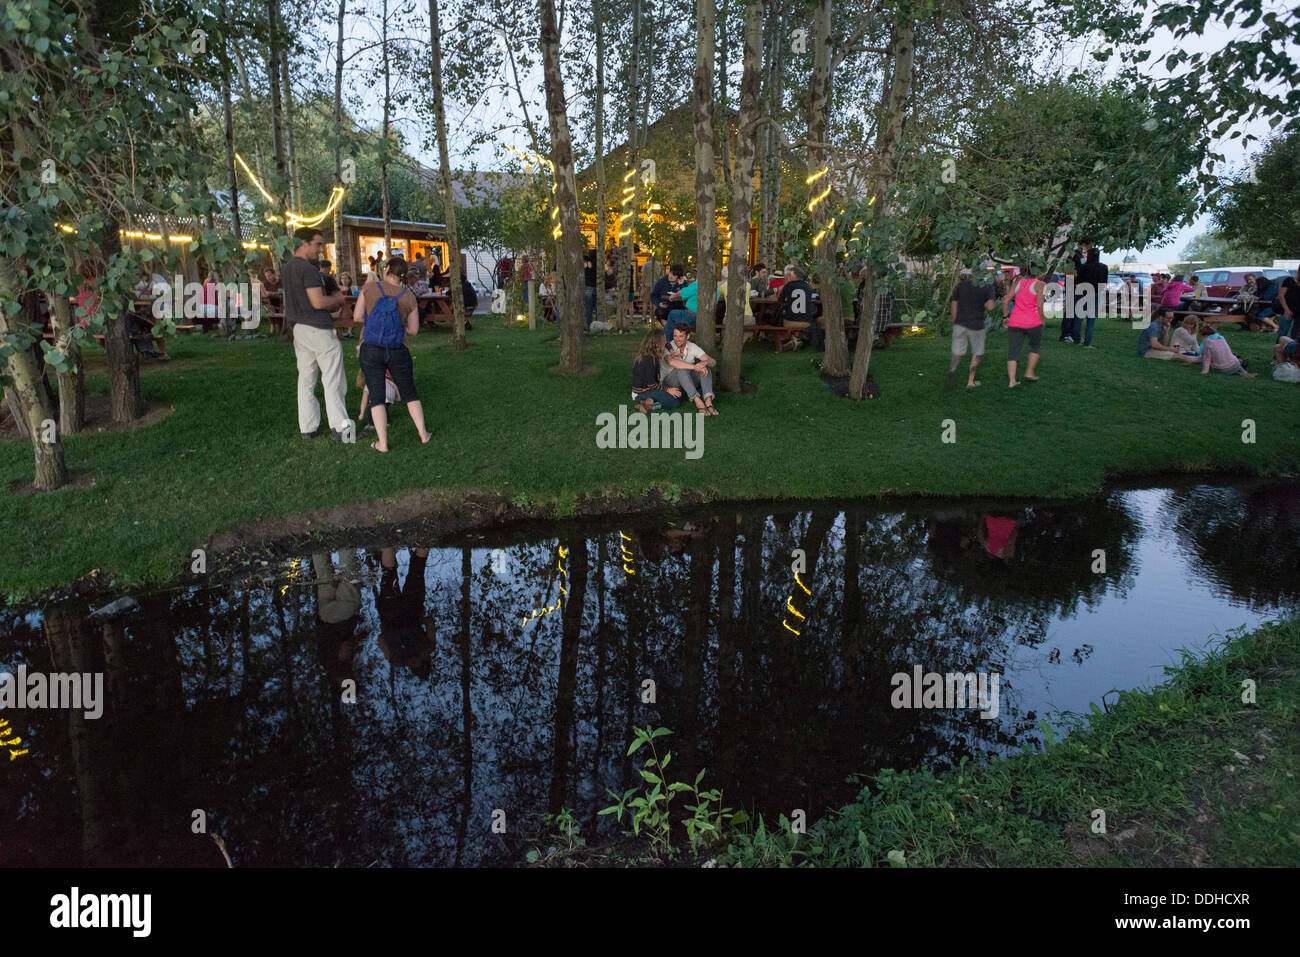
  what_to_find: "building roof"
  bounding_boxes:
[341,215,446,232]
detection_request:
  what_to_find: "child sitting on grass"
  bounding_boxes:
[1199,323,1256,378]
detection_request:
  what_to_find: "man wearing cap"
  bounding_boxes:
[948,267,995,388]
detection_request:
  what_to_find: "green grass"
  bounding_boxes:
[717,617,1300,867]
[2,316,1297,598]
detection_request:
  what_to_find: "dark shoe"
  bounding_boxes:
[464,321,473,331]
[301,430,319,440]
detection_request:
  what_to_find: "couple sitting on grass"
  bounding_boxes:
[630,326,719,415]
[1140,308,1256,377]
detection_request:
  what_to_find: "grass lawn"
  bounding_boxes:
[2,315,1297,598]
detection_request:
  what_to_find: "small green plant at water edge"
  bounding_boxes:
[598,726,739,857]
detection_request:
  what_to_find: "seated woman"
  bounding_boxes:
[1170,315,1202,357]
[630,330,683,412]
[1199,323,1257,377]
[1138,308,1197,362]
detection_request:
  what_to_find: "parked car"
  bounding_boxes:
[1191,267,1288,297]
[1116,271,1153,290]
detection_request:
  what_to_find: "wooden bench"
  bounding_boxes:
[751,324,803,351]
[1171,310,1247,330]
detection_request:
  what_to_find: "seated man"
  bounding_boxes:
[748,263,770,297]
[777,264,822,348]
[1138,308,1197,362]
[662,325,718,415]
[651,263,686,324]
[717,276,757,325]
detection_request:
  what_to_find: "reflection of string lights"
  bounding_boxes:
[0,716,28,761]
[781,571,813,636]
[619,531,636,577]
[521,546,571,627]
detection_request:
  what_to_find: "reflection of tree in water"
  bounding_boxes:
[1161,482,1300,611]
[0,489,1158,866]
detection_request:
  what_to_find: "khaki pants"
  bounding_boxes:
[312,551,362,623]
[293,323,349,434]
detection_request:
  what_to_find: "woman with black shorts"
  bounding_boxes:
[1001,263,1048,387]
[350,256,432,452]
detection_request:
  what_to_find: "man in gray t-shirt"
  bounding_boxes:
[284,227,348,439]
[948,268,995,389]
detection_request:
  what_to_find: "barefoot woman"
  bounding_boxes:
[352,256,433,451]
[1002,262,1047,387]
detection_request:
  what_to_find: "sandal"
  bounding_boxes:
[704,401,719,415]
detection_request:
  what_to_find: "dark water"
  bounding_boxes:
[2,481,1298,867]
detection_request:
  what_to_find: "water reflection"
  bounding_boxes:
[2,482,1296,866]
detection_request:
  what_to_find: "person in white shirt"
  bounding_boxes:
[662,325,718,415]
[1170,315,1201,356]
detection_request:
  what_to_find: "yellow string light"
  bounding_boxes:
[806,166,828,185]
[235,152,346,227]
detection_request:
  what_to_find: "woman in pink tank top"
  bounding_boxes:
[1001,265,1047,387]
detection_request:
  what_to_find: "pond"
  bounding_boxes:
[2,480,1298,866]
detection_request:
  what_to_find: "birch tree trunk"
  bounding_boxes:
[280,44,300,211]
[809,0,849,376]
[615,0,642,333]
[381,0,392,255]
[593,0,609,327]
[333,0,347,277]
[718,0,731,189]
[0,261,67,489]
[231,42,267,182]
[692,0,718,353]
[47,288,84,434]
[541,0,586,373]
[848,23,914,400]
[221,0,243,335]
[266,0,287,223]
[719,0,762,393]
[430,0,468,348]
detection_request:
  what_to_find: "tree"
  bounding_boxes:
[1180,230,1271,269]
[540,0,586,373]
[429,0,468,348]
[719,0,762,393]
[1214,132,1300,260]
[692,0,718,353]
[1,0,229,487]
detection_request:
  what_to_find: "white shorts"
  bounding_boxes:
[952,325,986,356]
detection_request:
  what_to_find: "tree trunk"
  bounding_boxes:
[100,221,144,423]
[231,42,267,183]
[718,0,732,189]
[593,0,608,328]
[221,0,243,336]
[333,0,347,278]
[430,0,468,349]
[849,23,913,400]
[757,0,784,269]
[266,0,287,222]
[809,0,849,376]
[615,0,642,333]
[692,0,718,353]
[381,0,392,255]
[719,0,762,393]
[541,0,585,374]
[47,290,85,434]
[0,261,67,489]
[280,41,300,211]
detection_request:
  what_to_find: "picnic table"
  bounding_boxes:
[337,292,452,332]
[1169,295,1249,330]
